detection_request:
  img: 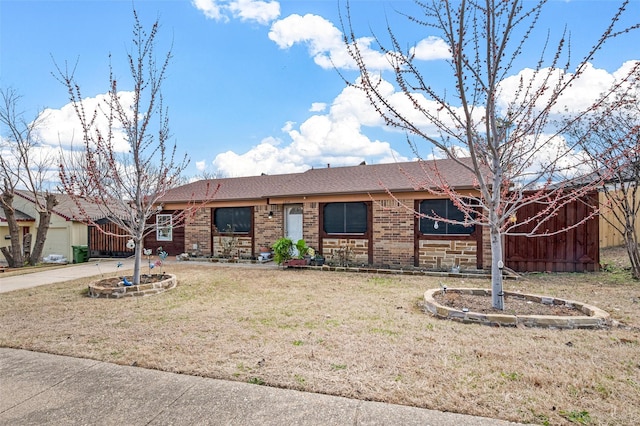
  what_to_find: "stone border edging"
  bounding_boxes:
[423,287,610,329]
[287,264,505,279]
[88,274,177,299]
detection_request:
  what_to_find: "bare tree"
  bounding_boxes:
[569,78,640,278]
[0,88,58,267]
[342,0,640,309]
[55,10,207,285]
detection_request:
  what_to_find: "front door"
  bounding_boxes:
[285,205,303,255]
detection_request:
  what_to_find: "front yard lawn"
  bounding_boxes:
[1,253,638,425]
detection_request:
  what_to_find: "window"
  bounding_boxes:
[323,202,367,234]
[419,199,474,235]
[214,207,251,234]
[156,214,173,241]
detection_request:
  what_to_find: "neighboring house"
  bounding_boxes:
[0,190,133,264]
[145,158,600,272]
[0,207,36,259]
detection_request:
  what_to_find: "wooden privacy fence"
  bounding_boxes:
[504,194,599,273]
[88,222,134,258]
[598,190,640,248]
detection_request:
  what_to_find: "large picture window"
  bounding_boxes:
[214,207,251,234]
[156,214,173,241]
[323,202,367,234]
[419,199,474,235]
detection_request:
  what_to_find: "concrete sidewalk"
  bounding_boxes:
[0,348,528,426]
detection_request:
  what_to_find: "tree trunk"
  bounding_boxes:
[624,228,640,279]
[132,242,143,285]
[0,192,24,268]
[0,246,15,266]
[29,192,58,266]
[28,210,52,265]
[490,225,505,310]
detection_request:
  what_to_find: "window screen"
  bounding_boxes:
[323,202,367,234]
[419,199,474,235]
[214,207,251,233]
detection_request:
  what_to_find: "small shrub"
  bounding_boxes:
[248,377,265,385]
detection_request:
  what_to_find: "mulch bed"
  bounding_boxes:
[433,291,583,316]
[94,274,170,288]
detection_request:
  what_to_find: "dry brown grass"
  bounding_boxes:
[1,249,639,425]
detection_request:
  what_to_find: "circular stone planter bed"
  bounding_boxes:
[88,274,177,299]
[424,287,610,329]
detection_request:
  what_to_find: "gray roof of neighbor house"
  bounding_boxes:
[15,190,130,222]
[159,158,482,203]
[0,208,35,222]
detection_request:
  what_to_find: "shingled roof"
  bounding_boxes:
[159,158,481,203]
[15,190,130,222]
[0,208,35,222]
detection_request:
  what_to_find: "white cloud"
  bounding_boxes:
[268,14,397,71]
[209,60,640,179]
[229,0,280,25]
[410,36,451,60]
[196,160,206,171]
[496,61,640,115]
[268,14,452,71]
[192,0,279,25]
[309,102,326,112]
[37,91,134,154]
[212,139,307,177]
[281,121,295,133]
[192,0,227,22]
[211,82,409,177]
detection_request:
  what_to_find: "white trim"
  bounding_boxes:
[156,214,173,241]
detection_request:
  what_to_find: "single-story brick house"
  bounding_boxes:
[145,158,600,272]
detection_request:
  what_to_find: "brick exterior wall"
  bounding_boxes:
[302,202,320,251]
[184,208,211,256]
[179,200,490,270]
[254,205,281,254]
[372,199,414,267]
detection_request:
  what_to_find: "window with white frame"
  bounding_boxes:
[156,214,173,241]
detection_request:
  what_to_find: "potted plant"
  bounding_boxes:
[310,248,325,266]
[272,237,294,265]
[295,239,310,263]
[258,243,271,261]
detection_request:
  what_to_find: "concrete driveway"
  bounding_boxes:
[0,258,135,294]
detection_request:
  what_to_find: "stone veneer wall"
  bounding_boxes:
[418,240,477,270]
[481,226,492,270]
[184,208,212,256]
[372,199,415,267]
[322,238,369,265]
[212,235,252,258]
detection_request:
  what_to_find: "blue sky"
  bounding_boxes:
[1,0,639,180]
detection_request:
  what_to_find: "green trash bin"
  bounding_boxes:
[72,245,89,263]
